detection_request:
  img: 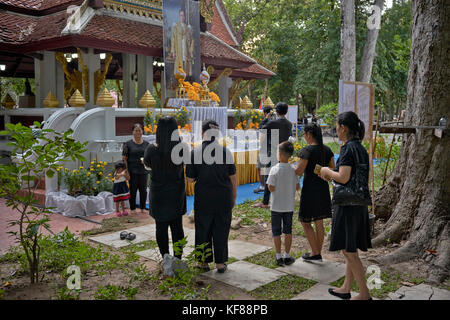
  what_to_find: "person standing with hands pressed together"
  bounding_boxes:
[122,124,149,214]
[320,111,372,300]
[267,141,300,266]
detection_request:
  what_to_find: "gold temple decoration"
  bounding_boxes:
[103,0,162,20]
[153,81,161,101]
[115,79,123,96]
[175,62,186,99]
[97,88,115,107]
[56,48,88,103]
[229,78,256,107]
[94,53,113,104]
[43,91,59,108]
[207,66,233,89]
[263,96,275,108]
[199,65,211,106]
[240,95,253,109]
[68,89,86,107]
[200,0,215,23]
[139,90,157,108]
[1,93,16,109]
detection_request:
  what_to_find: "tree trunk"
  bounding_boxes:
[373,0,450,283]
[358,0,385,83]
[340,0,356,81]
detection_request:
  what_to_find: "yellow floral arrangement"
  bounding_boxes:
[182,80,220,104]
[209,91,220,103]
[234,109,263,130]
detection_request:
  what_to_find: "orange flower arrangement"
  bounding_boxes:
[209,92,220,103]
[144,124,157,134]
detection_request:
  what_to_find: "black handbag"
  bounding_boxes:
[332,143,372,206]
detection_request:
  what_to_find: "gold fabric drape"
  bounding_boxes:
[185,150,259,196]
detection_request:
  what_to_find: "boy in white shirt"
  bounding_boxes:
[267,141,300,266]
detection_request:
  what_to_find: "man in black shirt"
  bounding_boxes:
[253,102,293,208]
[254,106,273,193]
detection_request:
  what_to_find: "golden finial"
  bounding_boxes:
[68,89,86,107]
[43,91,59,108]
[139,90,156,108]
[263,96,275,108]
[240,96,253,109]
[1,93,16,109]
[97,88,115,107]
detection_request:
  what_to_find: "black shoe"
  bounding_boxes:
[283,256,295,265]
[301,252,311,259]
[328,288,351,300]
[120,231,128,240]
[217,264,227,273]
[126,232,136,241]
[302,254,322,262]
[275,258,284,266]
[196,264,210,272]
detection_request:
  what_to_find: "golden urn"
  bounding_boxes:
[263,96,275,108]
[139,90,156,108]
[97,88,115,107]
[1,93,16,109]
[68,89,86,107]
[240,96,253,109]
[43,91,59,108]
[175,62,186,99]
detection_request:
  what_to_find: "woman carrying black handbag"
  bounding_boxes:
[319,111,372,300]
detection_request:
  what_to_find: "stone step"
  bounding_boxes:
[276,258,346,284]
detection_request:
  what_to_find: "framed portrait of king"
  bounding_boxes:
[163,0,201,92]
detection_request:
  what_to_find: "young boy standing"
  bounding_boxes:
[267,141,300,266]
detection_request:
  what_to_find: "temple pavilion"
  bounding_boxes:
[0,0,274,120]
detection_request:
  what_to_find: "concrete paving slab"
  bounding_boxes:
[202,260,285,291]
[387,283,450,300]
[291,283,358,300]
[88,230,152,248]
[277,259,346,284]
[227,240,272,260]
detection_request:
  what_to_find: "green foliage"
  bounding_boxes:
[316,103,338,127]
[0,122,86,283]
[55,287,82,300]
[250,275,317,300]
[232,198,271,225]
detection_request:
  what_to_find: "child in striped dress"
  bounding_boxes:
[113,161,130,217]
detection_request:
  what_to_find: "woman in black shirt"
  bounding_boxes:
[144,116,186,260]
[295,123,335,262]
[320,111,372,300]
[122,123,149,214]
[186,120,237,273]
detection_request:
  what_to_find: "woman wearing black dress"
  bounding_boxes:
[186,120,237,273]
[122,124,149,214]
[295,123,335,262]
[320,111,372,300]
[143,116,186,259]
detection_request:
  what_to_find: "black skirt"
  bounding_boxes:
[298,174,332,223]
[329,205,372,252]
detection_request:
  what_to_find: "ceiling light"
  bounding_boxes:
[72,53,78,59]
[100,53,106,60]
[0,64,5,71]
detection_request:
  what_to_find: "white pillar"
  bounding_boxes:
[123,53,137,108]
[34,51,65,107]
[137,55,153,100]
[218,75,232,107]
[84,48,100,110]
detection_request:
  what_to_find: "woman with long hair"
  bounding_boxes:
[320,111,372,300]
[295,123,335,262]
[143,116,186,260]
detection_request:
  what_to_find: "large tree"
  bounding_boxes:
[373,0,450,283]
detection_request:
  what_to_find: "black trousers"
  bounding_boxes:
[156,215,185,260]
[195,210,232,264]
[129,173,147,210]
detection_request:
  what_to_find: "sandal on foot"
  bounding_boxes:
[121,211,128,216]
[115,211,122,217]
[217,264,227,273]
